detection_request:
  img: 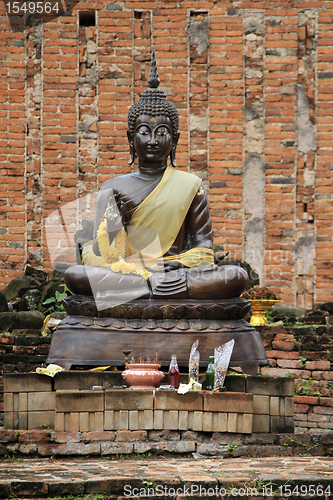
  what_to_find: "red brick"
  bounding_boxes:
[294,395,319,405]
[305,360,331,371]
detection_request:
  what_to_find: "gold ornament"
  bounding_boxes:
[96,220,126,264]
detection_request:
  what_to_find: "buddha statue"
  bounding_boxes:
[48,52,268,375]
[64,52,248,304]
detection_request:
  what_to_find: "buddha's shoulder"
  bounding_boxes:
[171,168,203,187]
[100,173,137,192]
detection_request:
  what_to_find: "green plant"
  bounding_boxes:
[143,480,153,492]
[228,442,238,453]
[283,436,319,453]
[294,376,329,396]
[5,452,23,463]
[265,309,275,324]
[42,284,72,315]
[299,355,307,368]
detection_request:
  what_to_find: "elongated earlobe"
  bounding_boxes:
[170,131,180,168]
[170,148,177,168]
[127,130,135,165]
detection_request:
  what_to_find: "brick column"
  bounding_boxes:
[316,8,333,303]
[243,10,265,284]
[295,11,317,309]
[98,8,132,186]
[78,15,98,230]
[0,15,26,285]
[133,10,152,99]
[209,8,244,256]
[42,15,78,272]
[154,5,187,170]
[188,12,209,189]
[264,9,298,304]
[26,22,43,268]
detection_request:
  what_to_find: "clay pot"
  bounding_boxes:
[250,299,279,326]
[122,363,164,390]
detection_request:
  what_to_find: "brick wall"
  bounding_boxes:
[259,315,333,431]
[1,1,333,307]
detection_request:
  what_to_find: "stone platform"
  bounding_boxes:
[4,372,294,436]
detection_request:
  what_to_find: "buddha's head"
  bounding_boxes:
[127,51,180,169]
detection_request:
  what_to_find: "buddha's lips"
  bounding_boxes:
[146,146,161,152]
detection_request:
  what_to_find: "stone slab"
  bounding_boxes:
[28,392,56,412]
[28,411,55,430]
[212,412,228,432]
[155,391,203,411]
[285,397,294,417]
[252,414,270,433]
[203,392,253,413]
[4,373,53,393]
[105,390,153,410]
[246,376,294,396]
[253,395,269,414]
[56,391,104,413]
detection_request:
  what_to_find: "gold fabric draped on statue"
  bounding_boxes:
[82,167,214,270]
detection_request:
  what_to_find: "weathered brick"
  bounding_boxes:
[270,396,280,416]
[252,414,270,433]
[204,392,253,413]
[79,412,89,432]
[253,395,269,414]
[4,393,13,412]
[212,412,228,433]
[153,410,164,430]
[138,410,154,430]
[114,410,128,430]
[55,413,64,432]
[294,395,319,405]
[28,411,55,430]
[247,376,294,396]
[105,390,153,410]
[28,392,55,412]
[101,441,133,455]
[4,373,52,393]
[154,391,203,411]
[305,360,331,370]
[178,410,188,430]
[56,391,104,413]
[115,430,147,441]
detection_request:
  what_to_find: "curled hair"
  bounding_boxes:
[127,88,179,140]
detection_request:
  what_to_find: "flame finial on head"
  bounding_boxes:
[148,49,160,89]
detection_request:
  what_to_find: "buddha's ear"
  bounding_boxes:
[127,130,135,165]
[170,131,180,168]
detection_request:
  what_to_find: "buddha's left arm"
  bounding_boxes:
[186,183,213,249]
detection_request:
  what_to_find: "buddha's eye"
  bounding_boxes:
[156,127,169,137]
[137,126,150,136]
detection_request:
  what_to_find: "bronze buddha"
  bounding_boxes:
[64,52,248,304]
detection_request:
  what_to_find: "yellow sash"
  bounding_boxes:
[82,167,214,268]
[128,166,201,257]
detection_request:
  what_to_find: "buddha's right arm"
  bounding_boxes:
[92,186,122,256]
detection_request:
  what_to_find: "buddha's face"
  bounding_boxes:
[133,115,174,168]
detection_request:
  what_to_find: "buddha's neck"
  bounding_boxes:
[138,164,168,177]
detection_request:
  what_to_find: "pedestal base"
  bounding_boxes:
[47,298,268,375]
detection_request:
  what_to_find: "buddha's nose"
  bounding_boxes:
[149,132,157,145]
